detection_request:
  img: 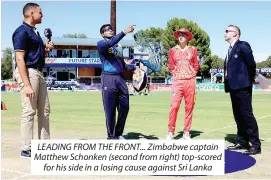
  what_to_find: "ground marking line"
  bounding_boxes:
[204,115,271,133]
[1,168,30,175]
[10,174,31,180]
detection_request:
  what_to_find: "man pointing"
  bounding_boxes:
[97,24,135,140]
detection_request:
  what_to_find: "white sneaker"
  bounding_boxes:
[117,136,125,140]
[166,132,174,140]
[182,132,191,140]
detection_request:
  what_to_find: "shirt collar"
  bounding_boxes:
[23,21,36,30]
[230,39,238,47]
[174,45,189,51]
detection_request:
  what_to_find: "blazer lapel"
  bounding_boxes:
[228,40,239,61]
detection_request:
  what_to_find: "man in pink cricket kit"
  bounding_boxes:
[167,28,200,140]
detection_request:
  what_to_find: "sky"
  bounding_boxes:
[1,1,271,62]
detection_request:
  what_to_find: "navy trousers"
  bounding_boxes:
[229,86,261,149]
[101,72,129,139]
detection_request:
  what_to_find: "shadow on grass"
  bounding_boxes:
[225,134,237,144]
[123,132,159,140]
[174,130,203,139]
[225,134,264,144]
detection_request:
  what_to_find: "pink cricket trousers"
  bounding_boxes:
[168,78,196,134]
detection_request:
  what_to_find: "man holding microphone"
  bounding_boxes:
[12,2,54,158]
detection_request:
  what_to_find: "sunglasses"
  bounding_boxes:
[225,30,236,33]
[103,27,113,32]
[178,32,187,37]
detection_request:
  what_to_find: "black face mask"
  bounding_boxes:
[103,36,113,40]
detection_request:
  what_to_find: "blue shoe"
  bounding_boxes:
[21,150,31,159]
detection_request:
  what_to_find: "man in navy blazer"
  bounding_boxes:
[224,25,261,155]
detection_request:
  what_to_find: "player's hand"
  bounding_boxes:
[171,66,177,75]
[124,25,136,34]
[24,85,35,100]
[45,41,54,52]
[191,69,197,77]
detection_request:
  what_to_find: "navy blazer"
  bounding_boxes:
[224,40,256,92]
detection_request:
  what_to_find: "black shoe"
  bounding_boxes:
[107,137,117,140]
[244,147,261,155]
[227,143,250,150]
[21,150,31,159]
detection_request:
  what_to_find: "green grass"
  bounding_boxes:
[1,91,271,144]
[2,90,271,179]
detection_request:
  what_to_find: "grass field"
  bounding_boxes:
[1,91,271,179]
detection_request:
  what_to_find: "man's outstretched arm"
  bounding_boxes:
[97,25,135,53]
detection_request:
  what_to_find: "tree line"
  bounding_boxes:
[1,19,270,80]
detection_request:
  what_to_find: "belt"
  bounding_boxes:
[102,71,122,76]
[27,65,43,72]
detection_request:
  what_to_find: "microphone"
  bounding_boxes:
[133,33,137,41]
[44,28,52,42]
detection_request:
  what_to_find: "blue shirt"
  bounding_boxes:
[97,32,126,74]
[12,22,45,67]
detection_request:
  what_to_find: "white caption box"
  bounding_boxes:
[31,140,225,176]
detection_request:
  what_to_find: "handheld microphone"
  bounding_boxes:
[44,28,52,41]
[133,33,137,41]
